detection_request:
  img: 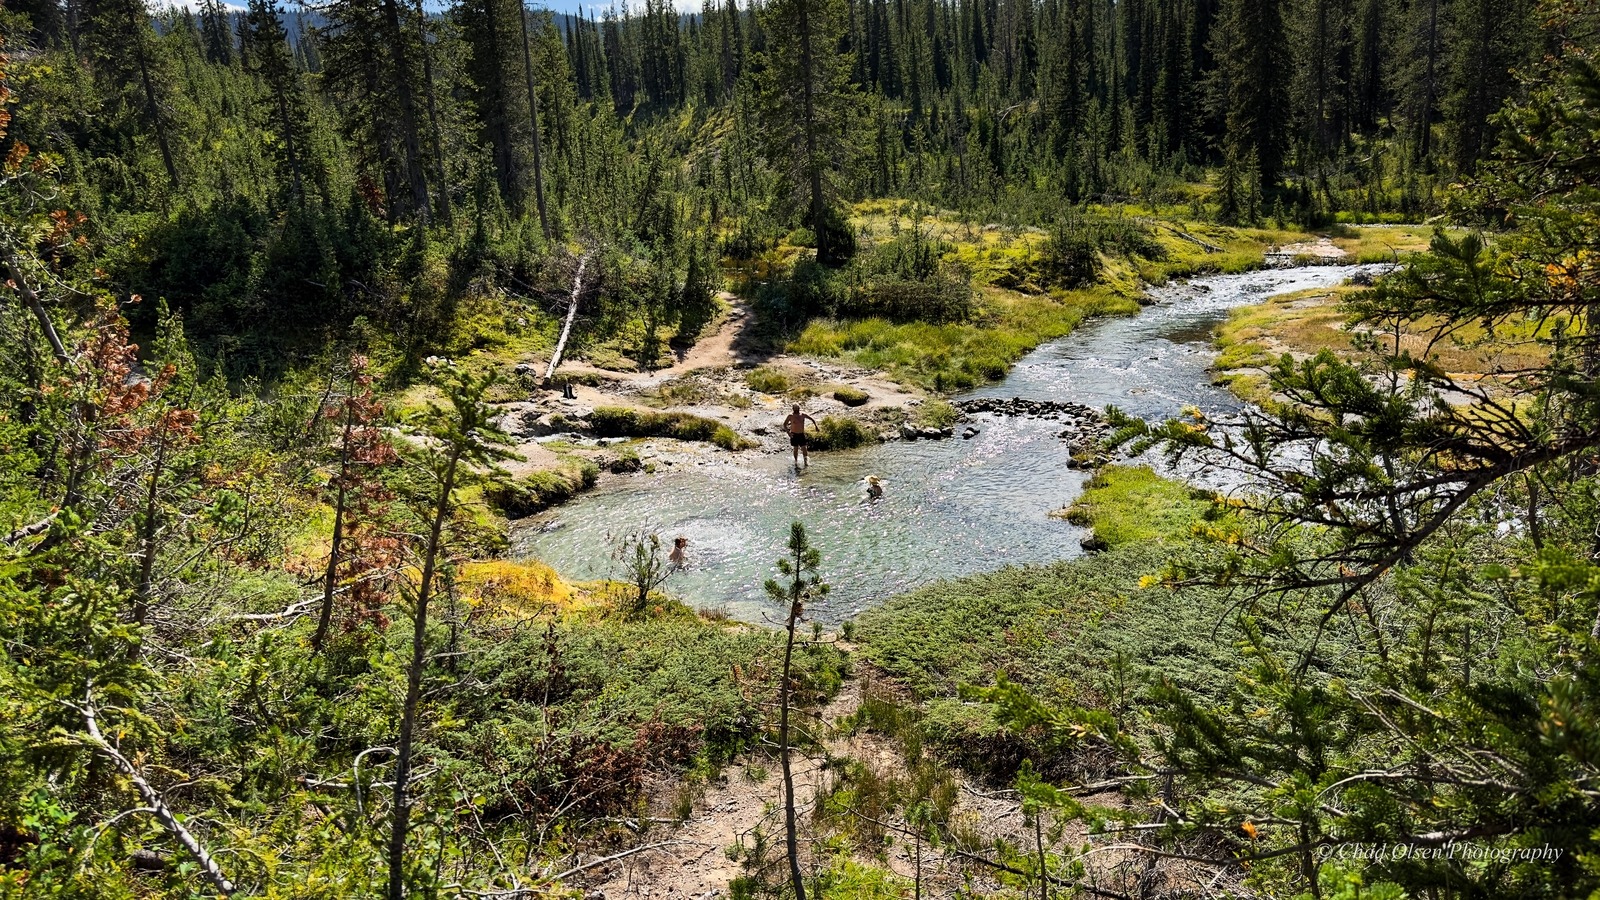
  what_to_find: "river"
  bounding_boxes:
[513,264,1383,623]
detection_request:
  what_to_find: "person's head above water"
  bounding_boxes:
[674,536,687,548]
[792,403,801,414]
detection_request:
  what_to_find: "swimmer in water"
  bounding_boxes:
[865,475,884,501]
[669,536,688,567]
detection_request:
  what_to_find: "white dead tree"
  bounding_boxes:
[543,255,589,384]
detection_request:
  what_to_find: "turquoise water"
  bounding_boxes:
[514,265,1381,622]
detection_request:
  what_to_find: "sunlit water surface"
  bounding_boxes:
[514,265,1383,622]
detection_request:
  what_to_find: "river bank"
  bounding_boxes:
[508,262,1388,622]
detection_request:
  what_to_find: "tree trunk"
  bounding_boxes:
[413,0,453,224]
[795,0,827,262]
[312,394,357,653]
[387,450,460,900]
[83,698,235,897]
[517,0,552,239]
[543,255,587,382]
[779,593,807,900]
[379,0,431,220]
[271,83,306,200]
[128,0,180,189]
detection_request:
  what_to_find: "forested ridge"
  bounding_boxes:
[0,0,1555,372]
[5,0,1600,896]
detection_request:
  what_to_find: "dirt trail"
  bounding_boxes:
[577,678,867,899]
[570,664,1128,899]
[556,293,766,388]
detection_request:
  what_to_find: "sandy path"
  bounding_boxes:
[556,293,767,389]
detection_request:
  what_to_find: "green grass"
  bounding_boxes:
[483,460,601,519]
[832,384,870,406]
[853,467,1271,778]
[1055,465,1213,548]
[745,366,791,394]
[790,287,1139,392]
[810,415,879,450]
[590,406,757,449]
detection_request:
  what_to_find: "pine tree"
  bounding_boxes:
[244,0,309,199]
[1207,0,1292,189]
[754,0,860,263]
[81,0,183,189]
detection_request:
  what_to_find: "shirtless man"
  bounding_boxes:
[784,404,818,467]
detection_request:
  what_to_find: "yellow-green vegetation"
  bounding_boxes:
[831,384,870,405]
[792,287,1140,391]
[913,398,958,428]
[810,415,879,450]
[590,406,758,450]
[1055,465,1213,548]
[458,559,573,614]
[812,857,913,899]
[1212,282,1552,404]
[791,204,1412,392]
[483,459,601,519]
[1325,223,1440,261]
[745,366,792,393]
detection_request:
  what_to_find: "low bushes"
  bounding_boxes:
[484,461,600,518]
[446,607,849,823]
[832,385,870,406]
[809,416,878,450]
[745,367,791,394]
[590,406,757,449]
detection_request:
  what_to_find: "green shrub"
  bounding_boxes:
[591,406,754,449]
[745,367,791,394]
[712,425,756,450]
[833,385,870,406]
[1055,465,1215,548]
[914,399,958,428]
[484,463,598,518]
[810,416,877,451]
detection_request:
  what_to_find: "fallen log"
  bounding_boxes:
[544,255,589,384]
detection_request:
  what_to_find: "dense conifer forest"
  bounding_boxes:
[4,0,1600,895]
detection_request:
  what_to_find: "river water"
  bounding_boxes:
[513,264,1382,623]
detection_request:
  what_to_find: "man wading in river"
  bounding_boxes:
[784,404,818,468]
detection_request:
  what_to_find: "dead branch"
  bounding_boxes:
[76,688,236,897]
[549,840,702,880]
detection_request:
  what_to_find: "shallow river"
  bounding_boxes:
[514,264,1381,623]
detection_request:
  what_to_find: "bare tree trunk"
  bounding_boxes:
[387,450,461,900]
[543,255,587,383]
[379,0,431,220]
[516,0,551,239]
[779,593,807,900]
[312,393,357,653]
[3,251,70,365]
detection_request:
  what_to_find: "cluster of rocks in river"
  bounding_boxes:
[497,392,1114,467]
[953,397,1113,467]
